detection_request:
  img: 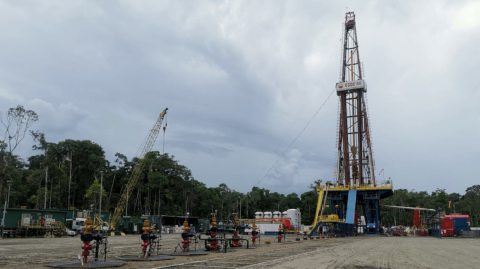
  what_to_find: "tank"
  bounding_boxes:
[286,209,301,230]
[255,212,264,219]
[264,212,272,219]
[273,211,281,219]
[282,211,288,218]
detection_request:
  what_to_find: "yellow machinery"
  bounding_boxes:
[312,185,327,226]
[110,108,168,231]
[309,185,337,232]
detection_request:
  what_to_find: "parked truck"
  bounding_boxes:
[65,218,86,236]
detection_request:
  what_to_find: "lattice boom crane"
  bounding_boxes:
[110,108,168,231]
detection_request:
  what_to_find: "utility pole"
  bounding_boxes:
[6,180,12,208]
[68,150,73,209]
[100,172,103,223]
[44,151,48,209]
[246,192,249,219]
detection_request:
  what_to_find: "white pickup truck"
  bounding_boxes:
[65,218,86,236]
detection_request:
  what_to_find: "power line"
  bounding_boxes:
[252,39,343,188]
[255,87,336,186]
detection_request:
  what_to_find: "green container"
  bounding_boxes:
[0,208,68,229]
[99,211,111,222]
[121,216,134,233]
[65,209,111,221]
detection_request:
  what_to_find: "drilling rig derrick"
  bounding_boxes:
[309,12,393,237]
[335,11,374,188]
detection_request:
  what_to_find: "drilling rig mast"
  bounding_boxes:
[110,108,168,231]
[335,12,375,187]
[309,12,393,237]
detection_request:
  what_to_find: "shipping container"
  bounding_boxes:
[0,208,68,229]
[0,207,70,237]
[453,218,469,235]
[441,218,454,237]
[445,215,470,222]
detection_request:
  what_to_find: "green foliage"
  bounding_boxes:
[84,179,107,199]
[1,105,480,228]
[380,187,480,227]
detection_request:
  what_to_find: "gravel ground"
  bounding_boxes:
[267,236,480,269]
[1,234,479,269]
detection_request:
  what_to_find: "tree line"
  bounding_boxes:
[1,105,479,227]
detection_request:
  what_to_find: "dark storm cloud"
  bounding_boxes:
[0,0,479,196]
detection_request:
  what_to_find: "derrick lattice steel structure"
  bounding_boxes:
[335,11,375,187]
[309,12,393,237]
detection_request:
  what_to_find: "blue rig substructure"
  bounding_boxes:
[309,183,394,237]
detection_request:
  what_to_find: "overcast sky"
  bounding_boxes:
[0,0,479,196]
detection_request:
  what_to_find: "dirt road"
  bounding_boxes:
[0,234,479,269]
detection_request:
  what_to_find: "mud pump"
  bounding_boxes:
[180,220,191,252]
[277,224,284,243]
[141,219,159,258]
[80,216,94,264]
[251,222,258,245]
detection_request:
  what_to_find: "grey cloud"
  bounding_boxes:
[0,0,478,196]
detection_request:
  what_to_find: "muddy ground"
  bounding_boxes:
[0,234,479,269]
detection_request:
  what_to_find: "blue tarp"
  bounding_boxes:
[345,190,357,224]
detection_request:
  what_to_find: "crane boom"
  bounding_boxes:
[110,108,168,230]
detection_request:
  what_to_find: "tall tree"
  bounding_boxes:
[31,132,50,209]
[1,105,38,156]
[0,105,38,204]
